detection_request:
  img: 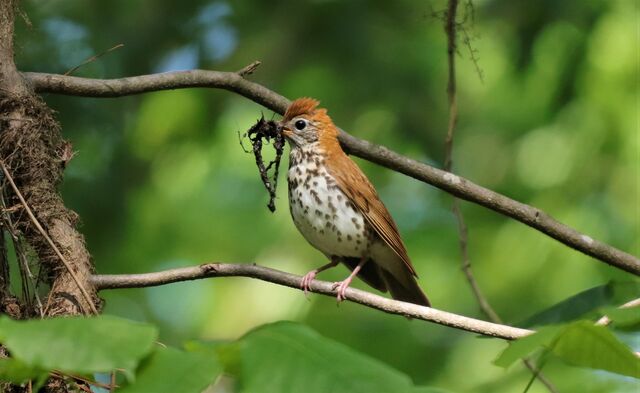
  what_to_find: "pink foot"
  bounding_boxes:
[331,277,354,303]
[300,270,318,297]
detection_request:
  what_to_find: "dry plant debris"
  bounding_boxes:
[241,116,284,212]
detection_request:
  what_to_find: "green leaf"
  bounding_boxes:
[117,347,222,393]
[599,306,640,329]
[552,321,640,378]
[518,281,640,327]
[495,321,640,379]
[494,326,561,368]
[410,388,454,393]
[0,315,157,378]
[207,321,444,393]
[0,358,46,384]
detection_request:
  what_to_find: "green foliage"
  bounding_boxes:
[0,315,157,380]
[495,321,640,379]
[600,306,640,330]
[518,280,640,327]
[0,315,223,391]
[0,358,46,384]
[0,317,449,392]
[196,321,444,393]
[117,347,222,393]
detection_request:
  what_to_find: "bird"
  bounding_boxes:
[278,97,430,306]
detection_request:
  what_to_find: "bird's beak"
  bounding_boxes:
[278,123,293,138]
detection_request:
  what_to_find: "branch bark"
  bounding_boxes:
[22,70,640,275]
[0,161,97,314]
[91,262,533,340]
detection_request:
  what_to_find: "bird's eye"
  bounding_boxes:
[294,119,307,130]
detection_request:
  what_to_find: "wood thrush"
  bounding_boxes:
[279,98,430,306]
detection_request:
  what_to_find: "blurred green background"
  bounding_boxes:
[13,0,639,391]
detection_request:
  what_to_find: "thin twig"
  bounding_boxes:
[64,44,124,76]
[22,70,640,275]
[442,0,502,328]
[236,60,261,77]
[0,193,9,301]
[442,3,556,391]
[0,186,44,317]
[50,371,118,390]
[444,0,459,172]
[0,161,98,315]
[521,359,557,393]
[91,262,533,340]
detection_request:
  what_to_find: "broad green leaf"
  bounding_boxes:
[494,326,561,368]
[206,321,443,393]
[0,315,157,378]
[117,347,222,393]
[495,321,640,379]
[519,281,640,327]
[552,321,640,378]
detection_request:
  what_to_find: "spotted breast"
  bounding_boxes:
[287,144,371,260]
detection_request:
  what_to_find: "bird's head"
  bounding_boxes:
[279,98,339,148]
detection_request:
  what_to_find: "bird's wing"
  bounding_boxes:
[327,151,417,277]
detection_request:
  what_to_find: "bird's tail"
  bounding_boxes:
[381,269,431,307]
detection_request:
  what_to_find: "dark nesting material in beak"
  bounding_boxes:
[243,116,286,212]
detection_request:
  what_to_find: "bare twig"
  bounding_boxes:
[442,3,556,391]
[50,371,118,390]
[91,262,533,340]
[444,0,459,172]
[442,0,503,327]
[521,358,557,393]
[0,185,44,317]
[22,70,639,275]
[236,60,261,77]
[0,161,98,315]
[0,195,9,300]
[64,44,124,76]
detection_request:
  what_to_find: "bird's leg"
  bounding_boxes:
[332,257,367,302]
[300,256,340,297]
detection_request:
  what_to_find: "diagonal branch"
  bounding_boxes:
[91,262,533,340]
[21,71,640,275]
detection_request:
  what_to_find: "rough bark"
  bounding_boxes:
[0,0,100,318]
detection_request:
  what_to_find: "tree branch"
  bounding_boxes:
[21,70,640,275]
[91,262,533,340]
[0,0,29,97]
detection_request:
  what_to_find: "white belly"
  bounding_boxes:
[288,151,368,258]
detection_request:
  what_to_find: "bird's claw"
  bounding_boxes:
[300,270,317,299]
[331,279,351,303]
